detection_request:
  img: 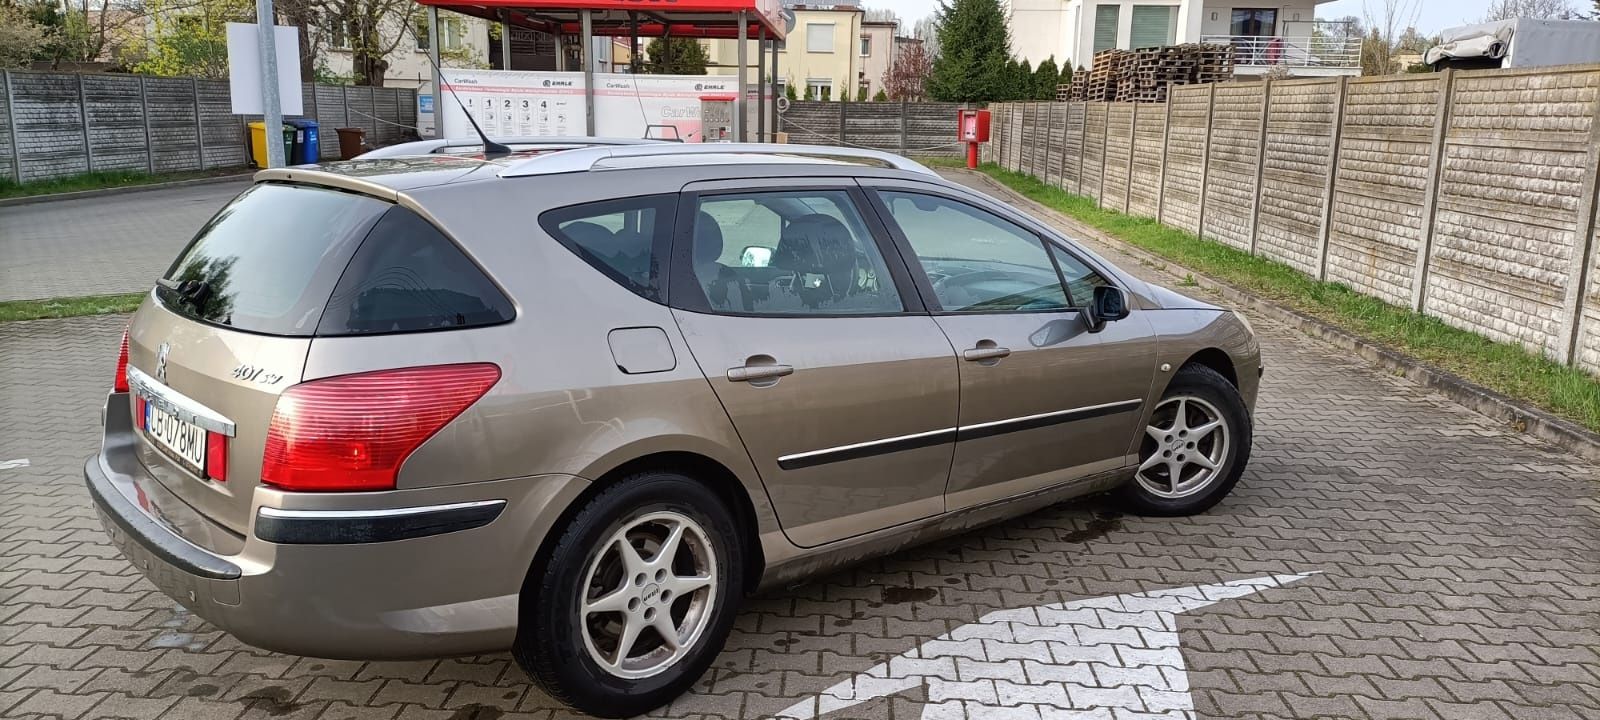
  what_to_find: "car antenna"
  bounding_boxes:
[409,19,511,158]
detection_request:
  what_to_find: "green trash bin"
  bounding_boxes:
[247,122,296,168]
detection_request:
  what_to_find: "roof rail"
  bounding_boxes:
[498,143,938,178]
[357,136,665,159]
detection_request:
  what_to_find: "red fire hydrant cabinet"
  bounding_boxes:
[959,109,991,168]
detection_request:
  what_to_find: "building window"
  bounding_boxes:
[806,78,832,100]
[806,23,835,53]
[1130,5,1177,48]
[441,17,464,51]
[860,34,871,56]
[1231,8,1278,36]
[329,18,349,49]
[414,18,430,51]
[1093,4,1120,53]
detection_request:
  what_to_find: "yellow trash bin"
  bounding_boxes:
[247,121,295,168]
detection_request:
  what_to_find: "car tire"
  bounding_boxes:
[514,470,743,719]
[1118,363,1251,516]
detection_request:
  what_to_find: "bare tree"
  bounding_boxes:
[326,0,422,86]
[1480,0,1581,21]
[1361,0,1421,75]
[882,39,932,101]
[862,6,900,25]
[911,15,939,58]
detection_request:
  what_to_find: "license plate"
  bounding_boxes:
[144,400,207,473]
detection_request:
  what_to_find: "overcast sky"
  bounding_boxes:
[866,0,1505,37]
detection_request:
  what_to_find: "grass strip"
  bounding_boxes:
[955,160,1600,434]
[0,168,245,200]
[0,293,145,322]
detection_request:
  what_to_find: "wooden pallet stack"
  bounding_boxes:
[1195,43,1237,84]
[1084,49,1131,102]
[1057,73,1086,102]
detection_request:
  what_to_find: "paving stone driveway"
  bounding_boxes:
[2,186,1599,719]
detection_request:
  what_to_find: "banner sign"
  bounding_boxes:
[438,70,749,142]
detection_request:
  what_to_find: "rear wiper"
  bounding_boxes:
[157,278,213,308]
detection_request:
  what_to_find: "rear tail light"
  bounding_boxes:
[114,328,131,393]
[260,363,501,492]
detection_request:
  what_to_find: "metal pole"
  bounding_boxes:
[735,10,748,142]
[757,27,766,142]
[770,36,779,139]
[630,13,641,74]
[500,10,512,70]
[428,7,441,137]
[255,0,284,168]
[581,9,595,136]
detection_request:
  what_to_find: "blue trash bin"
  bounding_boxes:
[286,119,320,164]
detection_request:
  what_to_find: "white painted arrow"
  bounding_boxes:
[777,572,1317,719]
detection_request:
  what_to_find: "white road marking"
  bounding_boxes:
[0,459,29,470]
[779,572,1319,719]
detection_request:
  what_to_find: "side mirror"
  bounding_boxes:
[1083,285,1129,333]
[740,246,773,268]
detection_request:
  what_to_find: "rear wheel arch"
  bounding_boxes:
[522,450,766,605]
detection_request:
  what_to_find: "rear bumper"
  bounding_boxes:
[86,393,590,660]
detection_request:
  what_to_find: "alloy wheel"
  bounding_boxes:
[1135,395,1231,499]
[578,510,718,680]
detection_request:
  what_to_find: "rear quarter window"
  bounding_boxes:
[539,194,676,302]
[317,207,514,335]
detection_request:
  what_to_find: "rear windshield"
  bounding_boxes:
[157,183,388,336]
[157,182,513,337]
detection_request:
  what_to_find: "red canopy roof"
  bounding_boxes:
[414,0,786,40]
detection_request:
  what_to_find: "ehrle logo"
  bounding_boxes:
[694,83,704,91]
[542,79,551,87]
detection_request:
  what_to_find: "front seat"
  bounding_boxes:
[694,211,747,311]
[770,214,862,309]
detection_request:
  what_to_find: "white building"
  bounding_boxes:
[1008,1,1360,77]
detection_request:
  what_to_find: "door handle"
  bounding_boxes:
[962,346,1011,362]
[727,363,794,382]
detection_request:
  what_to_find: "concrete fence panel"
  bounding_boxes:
[1324,74,1444,306]
[1202,83,1266,251]
[1102,103,1135,213]
[0,70,418,183]
[1161,84,1210,233]
[1425,66,1600,360]
[986,64,1600,377]
[1129,101,1167,218]
[1063,103,1086,194]
[1257,78,1341,275]
[1082,103,1108,204]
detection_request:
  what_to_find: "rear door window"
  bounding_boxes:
[156,183,389,336]
[317,206,515,335]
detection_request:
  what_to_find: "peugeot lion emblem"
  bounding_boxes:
[155,342,170,384]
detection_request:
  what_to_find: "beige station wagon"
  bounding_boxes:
[87,142,1260,718]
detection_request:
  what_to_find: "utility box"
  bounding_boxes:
[700,95,735,143]
[959,109,991,143]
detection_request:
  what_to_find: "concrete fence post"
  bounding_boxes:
[1409,69,1457,313]
[1156,97,1172,222]
[1196,83,1217,238]
[191,78,205,169]
[4,70,21,182]
[1315,77,1349,281]
[139,77,154,174]
[1125,103,1138,212]
[1074,102,1087,195]
[1026,103,1038,178]
[1246,80,1272,255]
[838,100,847,145]
[1556,75,1600,366]
[899,99,908,154]
[1097,103,1110,207]
[77,73,94,173]
[1012,103,1023,171]
[1048,103,1061,187]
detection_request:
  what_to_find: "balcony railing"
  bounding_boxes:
[1200,35,1361,70]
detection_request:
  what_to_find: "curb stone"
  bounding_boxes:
[0,172,253,208]
[945,167,1600,464]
